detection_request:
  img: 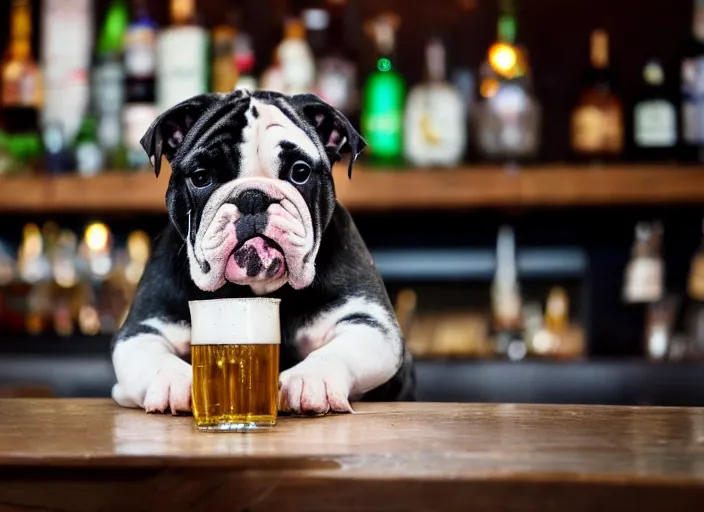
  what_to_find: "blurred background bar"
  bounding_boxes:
[2,0,704,405]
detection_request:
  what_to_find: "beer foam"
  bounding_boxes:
[188,298,281,345]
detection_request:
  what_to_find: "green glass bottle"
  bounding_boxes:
[93,0,130,170]
[74,110,105,177]
[361,14,406,167]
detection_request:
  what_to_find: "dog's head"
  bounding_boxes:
[140,90,366,295]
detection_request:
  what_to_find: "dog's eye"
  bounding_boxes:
[190,169,212,188]
[289,161,311,185]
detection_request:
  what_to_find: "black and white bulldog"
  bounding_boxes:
[111,89,415,415]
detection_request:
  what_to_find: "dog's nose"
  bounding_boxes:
[235,189,271,215]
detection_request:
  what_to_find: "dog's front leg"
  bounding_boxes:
[111,320,192,414]
[279,313,403,415]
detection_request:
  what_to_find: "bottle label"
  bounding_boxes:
[125,26,156,78]
[403,85,467,166]
[634,100,676,148]
[157,27,208,112]
[124,103,158,167]
[572,105,623,153]
[623,257,663,303]
[688,253,704,300]
[1,67,39,107]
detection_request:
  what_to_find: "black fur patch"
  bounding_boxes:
[338,312,389,336]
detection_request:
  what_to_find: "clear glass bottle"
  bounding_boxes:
[490,225,524,357]
[271,16,316,95]
[307,4,357,116]
[632,59,677,161]
[234,32,258,91]
[474,0,541,163]
[40,0,93,152]
[403,36,466,168]
[156,0,209,112]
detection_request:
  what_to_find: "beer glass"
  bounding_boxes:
[189,297,281,432]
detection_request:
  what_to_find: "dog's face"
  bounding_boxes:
[140,90,366,295]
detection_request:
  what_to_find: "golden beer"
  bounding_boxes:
[191,344,279,429]
[188,297,281,432]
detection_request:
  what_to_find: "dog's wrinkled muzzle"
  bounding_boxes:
[187,177,318,295]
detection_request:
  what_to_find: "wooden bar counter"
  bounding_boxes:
[1,399,704,511]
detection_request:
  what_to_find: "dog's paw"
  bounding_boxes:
[142,357,192,415]
[278,358,354,415]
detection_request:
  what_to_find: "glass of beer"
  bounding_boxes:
[189,297,281,432]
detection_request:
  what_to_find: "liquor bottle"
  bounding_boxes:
[211,11,239,93]
[632,59,677,161]
[74,108,105,176]
[41,0,93,154]
[234,32,258,91]
[19,223,56,336]
[51,229,80,337]
[681,0,704,162]
[622,221,664,305]
[93,0,129,170]
[403,36,466,168]
[42,122,73,174]
[306,5,357,116]
[123,0,158,170]
[156,0,209,112]
[361,13,406,166]
[262,17,316,95]
[570,29,624,162]
[1,0,43,175]
[490,226,524,357]
[474,0,541,163]
[683,219,704,358]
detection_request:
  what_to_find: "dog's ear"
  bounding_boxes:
[140,93,221,177]
[288,94,367,179]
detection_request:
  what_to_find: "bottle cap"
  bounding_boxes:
[643,60,664,86]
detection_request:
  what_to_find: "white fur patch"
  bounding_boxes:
[141,318,191,356]
[112,318,193,412]
[238,98,322,180]
[283,296,403,410]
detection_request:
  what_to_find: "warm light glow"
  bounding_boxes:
[85,222,109,252]
[22,223,42,256]
[480,78,500,98]
[489,42,517,77]
[127,230,150,262]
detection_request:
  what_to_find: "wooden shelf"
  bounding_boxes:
[1,163,703,214]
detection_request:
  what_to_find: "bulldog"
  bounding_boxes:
[110,89,415,415]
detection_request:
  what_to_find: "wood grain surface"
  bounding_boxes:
[1,399,704,511]
[2,164,704,214]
